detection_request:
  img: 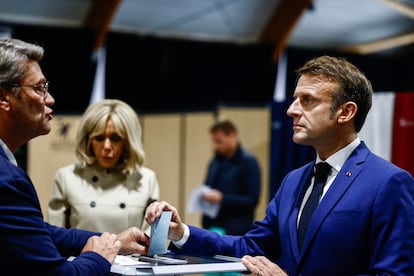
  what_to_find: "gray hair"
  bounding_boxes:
[75,99,146,173]
[0,38,44,90]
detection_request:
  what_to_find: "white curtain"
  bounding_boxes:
[89,46,106,105]
[359,92,395,161]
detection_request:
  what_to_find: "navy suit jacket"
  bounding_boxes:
[174,142,414,275]
[203,145,261,235]
[0,147,109,275]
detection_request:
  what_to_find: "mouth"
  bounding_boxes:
[45,110,53,120]
[292,123,304,128]
[102,156,114,161]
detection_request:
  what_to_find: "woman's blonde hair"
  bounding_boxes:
[75,99,145,173]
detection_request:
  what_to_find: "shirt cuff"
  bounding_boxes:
[172,223,190,248]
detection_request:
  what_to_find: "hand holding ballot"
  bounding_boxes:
[145,200,282,275]
[146,201,186,242]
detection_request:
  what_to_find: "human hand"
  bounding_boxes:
[145,201,184,241]
[81,232,121,264]
[117,227,149,255]
[241,255,287,276]
[202,188,223,203]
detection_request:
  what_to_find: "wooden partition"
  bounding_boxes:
[181,112,214,227]
[27,115,81,220]
[141,114,182,210]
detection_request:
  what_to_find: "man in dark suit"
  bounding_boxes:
[201,119,261,235]
[146,55,414,275]
[0,38,148,275]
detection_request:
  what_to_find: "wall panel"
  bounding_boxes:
[182,112,214,227]
[141,114,182,211]
[28,115,81,220]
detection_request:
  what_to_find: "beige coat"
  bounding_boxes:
[47,163,159,234]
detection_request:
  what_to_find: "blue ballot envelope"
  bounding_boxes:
[148,211,172,256]
[139,211,187,265]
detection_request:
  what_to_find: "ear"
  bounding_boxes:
[336,101,357,124]
[0,88,11,111]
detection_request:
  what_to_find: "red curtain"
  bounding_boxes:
[391,92,414,177]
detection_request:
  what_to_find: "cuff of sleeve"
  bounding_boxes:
[172,223,190,248]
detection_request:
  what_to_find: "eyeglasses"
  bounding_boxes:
[8,81,49,100]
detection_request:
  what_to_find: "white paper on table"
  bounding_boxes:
[113,255,151,267]
[187,185,220,219]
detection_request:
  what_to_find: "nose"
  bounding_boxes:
[286,99,298,117]
[45,91,55,105]
[103,138,113,149]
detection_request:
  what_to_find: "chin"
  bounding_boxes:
[38,128,52,136]
[292,136,309,146]
[100,162,116,169]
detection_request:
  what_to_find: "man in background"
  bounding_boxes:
[201,119,261,235]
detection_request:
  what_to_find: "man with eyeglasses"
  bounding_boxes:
[7,80,50,100]
[0,38,149,275]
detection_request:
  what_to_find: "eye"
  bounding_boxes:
[93,135,105,142]
[33,81,49,92]
[301,96,315,105]
[109,134,122,142]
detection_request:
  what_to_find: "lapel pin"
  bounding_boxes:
[346,171,351,177]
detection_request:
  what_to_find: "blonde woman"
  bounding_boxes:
[48,99,159,234]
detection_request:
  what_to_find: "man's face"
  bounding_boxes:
[210,130,237,157]
[286,74,340,149]
[10,60,55,140]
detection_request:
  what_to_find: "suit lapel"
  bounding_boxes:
[298,143,370,258]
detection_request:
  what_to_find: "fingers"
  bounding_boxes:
[202,189,223,203]
[145,201,178,224]
[241,255,259,274]
[144,201,185,242]
[82,232,121,264]
[117,227,150,255]
[241,255,287,276]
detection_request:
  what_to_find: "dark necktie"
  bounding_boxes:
[297,162,331,249]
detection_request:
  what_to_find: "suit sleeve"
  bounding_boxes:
[369,169,414,274]
[0,163,110,275]
[170,193,282,261]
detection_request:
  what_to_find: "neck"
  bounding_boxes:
[316,133,357,160]
[0,131,26,153]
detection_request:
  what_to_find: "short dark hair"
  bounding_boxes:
[209,119,238,135]
[296,55,372,132]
